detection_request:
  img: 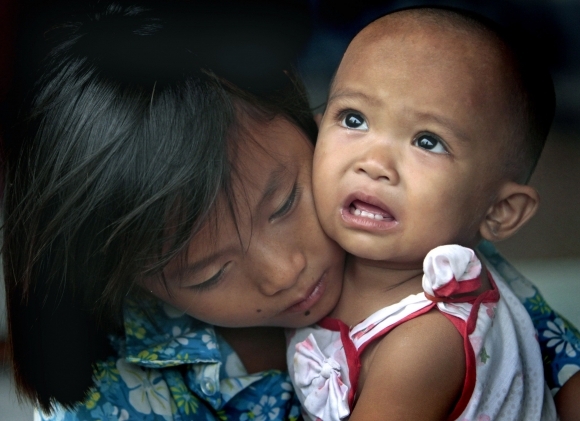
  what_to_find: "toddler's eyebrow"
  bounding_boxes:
[329,88,471,142]
[408,109,471,142]
[327,89,382,107]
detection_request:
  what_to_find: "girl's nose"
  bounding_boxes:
[255,247,306,296]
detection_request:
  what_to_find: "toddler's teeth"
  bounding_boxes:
[349,204,388,221]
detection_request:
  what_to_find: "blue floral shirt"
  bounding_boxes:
[37,243,580,420]
[37,297,301,421]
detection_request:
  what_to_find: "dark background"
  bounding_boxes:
[1,0,579,259]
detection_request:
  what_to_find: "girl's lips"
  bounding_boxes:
[284,273,327,313]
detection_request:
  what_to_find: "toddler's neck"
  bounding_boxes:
[329,254,425,326]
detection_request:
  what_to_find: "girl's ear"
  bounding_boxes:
[480,182,540,242]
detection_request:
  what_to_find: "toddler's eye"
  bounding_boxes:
[414,134,447,154]
[340,112,368,130]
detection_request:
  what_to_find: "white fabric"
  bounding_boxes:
[422,245,481,297]
[287,245,557,421]
[293,334,350,421]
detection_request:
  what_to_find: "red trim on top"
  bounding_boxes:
[433,276,481,297]
[339,322,360,407]
[465,273,500,335]
[356,303,437,357]
[316,316,360,407]
[444,271,500,419]
[426,271,501,306]
[442,312,475,420]
[318,317,342,331]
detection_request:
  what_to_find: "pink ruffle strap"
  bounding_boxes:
[422,245,482,299]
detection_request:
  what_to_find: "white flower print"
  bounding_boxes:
[114,406,130,421]
[170,325,197,346]
[253,395,280,421]
[202,329,217,350]
[543,318,579,357]
[223,349,246,377]
[116,359,172,416]
[280,381,292,401]
[558,364,580,388]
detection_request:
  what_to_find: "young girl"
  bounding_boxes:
[287,8,563,420]
[3,3,345,420]
[3,3,578,421]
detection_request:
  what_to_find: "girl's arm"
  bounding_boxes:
[350,310,465,421]
[478,241,580,420]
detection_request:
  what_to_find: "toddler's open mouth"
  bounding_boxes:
[349,199,395,221]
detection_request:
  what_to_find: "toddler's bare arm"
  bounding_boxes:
[350,309,465,421]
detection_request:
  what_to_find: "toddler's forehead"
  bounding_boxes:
[354,16,499,67]
[336,16,514,106]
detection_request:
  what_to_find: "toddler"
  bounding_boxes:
[288,7,557,420]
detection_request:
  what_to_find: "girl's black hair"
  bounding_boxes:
[2,2,315,412]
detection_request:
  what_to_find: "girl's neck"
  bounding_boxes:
[330,254,424,326]
[216,326,287,373]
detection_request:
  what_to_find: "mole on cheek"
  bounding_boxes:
[256,309,262,313]
[304,310,310,316]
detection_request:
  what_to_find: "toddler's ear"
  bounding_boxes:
[480,182,540,242]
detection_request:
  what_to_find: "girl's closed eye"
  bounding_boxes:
[338,110,368,131]
[413,133,448,154]
[189,181,302,291]
[191,183,302,289]
[190,261,232,291]
[269,182,301,222]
